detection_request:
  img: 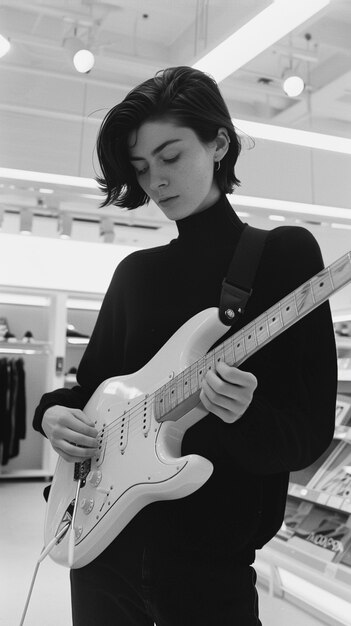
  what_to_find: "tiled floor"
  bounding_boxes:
[1,480,324,626]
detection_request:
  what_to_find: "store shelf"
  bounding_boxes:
[0,340,51,355]
[336,337,351,350]
[260,534,351,592]
[256,537,351,626]
[288,483,351,514]
[338,370,351,382]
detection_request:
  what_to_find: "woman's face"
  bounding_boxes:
[128,119,221,221]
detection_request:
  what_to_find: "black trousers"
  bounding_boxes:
[70,529,261,626]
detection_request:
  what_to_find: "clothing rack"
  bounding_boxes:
[0,343,51,356]
[0,355,27,469]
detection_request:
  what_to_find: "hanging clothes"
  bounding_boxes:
[0,358,26,465]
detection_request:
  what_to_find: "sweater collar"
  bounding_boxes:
[175,194,245,245]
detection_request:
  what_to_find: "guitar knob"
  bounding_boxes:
[87,470,102,487]
[74,526,83,540]
[80,498,94,514]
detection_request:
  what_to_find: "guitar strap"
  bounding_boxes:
[219,224,269,326]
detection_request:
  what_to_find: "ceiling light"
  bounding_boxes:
[63,36,95,74]
[0,168,98,188]
[73,49,95,73]
[236,211,250,218]
[230,194,351,221]
[0,293,50,306]
[233,119,351,154]
[193,0,330,83]
[67,298,102,311]
[0,34,10,58]
[39,188,54,194]
[282,70,305,97]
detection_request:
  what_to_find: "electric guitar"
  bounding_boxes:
[44,250,351,568]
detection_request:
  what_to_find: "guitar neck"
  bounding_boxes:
[155,251,351,421]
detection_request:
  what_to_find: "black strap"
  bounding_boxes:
[219,224,269,326]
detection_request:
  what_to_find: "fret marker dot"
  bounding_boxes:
[320,282,324,287]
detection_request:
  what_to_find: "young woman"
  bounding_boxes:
[34,66,337,625]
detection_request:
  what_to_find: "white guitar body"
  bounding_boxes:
[44,247,351,569]
[45,308,228,569]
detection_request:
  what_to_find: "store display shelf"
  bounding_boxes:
[334,425,351,442]
[256,536,351,624]
[0,340,51,355]
[288,483,351,514]
[338,369,351,382]
[336,337,351,350]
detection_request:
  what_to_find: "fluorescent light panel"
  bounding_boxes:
[0,293,50,307]
[231,195,351,221]
[67,298,102,311]
[333,312,351,322]
[0,167,98,189]
[193,0,330,83]
[233,119,351,154]
[0,347,38,355]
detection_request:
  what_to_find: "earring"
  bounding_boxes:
[215,160,221,172]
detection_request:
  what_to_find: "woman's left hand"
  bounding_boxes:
[199,360,257,424]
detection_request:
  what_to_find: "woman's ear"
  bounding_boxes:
[214,127,231,162]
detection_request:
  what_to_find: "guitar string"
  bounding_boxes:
[84,271,338,462]
[74,253,348,464]
[99,264,336,438]
[73,259,350,473]
[88,271,337,454]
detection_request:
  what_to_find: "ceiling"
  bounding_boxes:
[0,0,351,244]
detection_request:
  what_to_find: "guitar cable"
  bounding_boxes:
[19,478,82,625]
[18,523,70,626]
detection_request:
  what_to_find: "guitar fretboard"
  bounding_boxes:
[154,251,351,421]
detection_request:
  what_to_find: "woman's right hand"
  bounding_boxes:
[42,405,99,463]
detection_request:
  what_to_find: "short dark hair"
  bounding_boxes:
[96,66,242,209]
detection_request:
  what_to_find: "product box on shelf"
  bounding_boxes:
[334,395,351,441]
[278,499,314,540]
[286,503,351,564]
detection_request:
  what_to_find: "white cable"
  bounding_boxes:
[19,523,70,626]
[68,478,82,568]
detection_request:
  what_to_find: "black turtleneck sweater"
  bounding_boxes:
[33,195,337,560]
